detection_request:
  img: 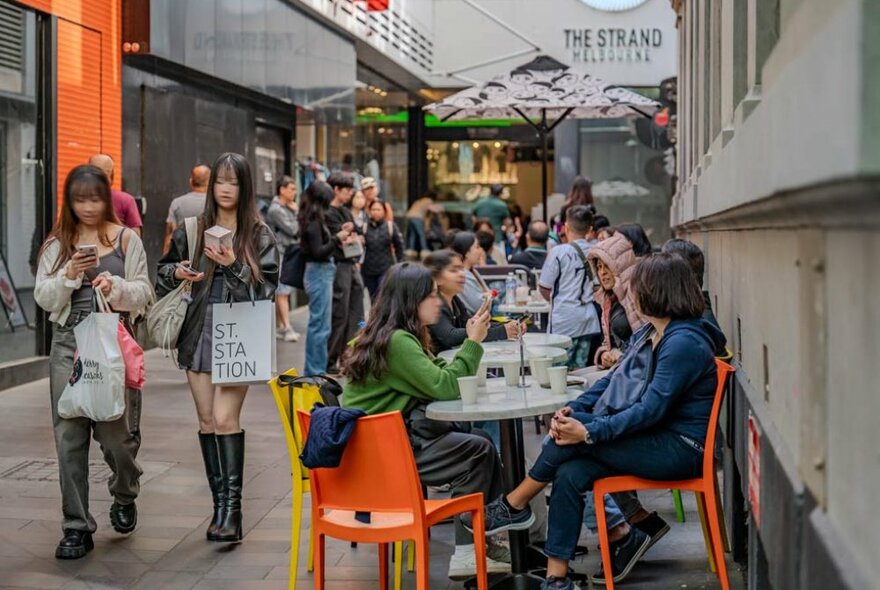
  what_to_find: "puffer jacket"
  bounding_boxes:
[156,219,279,368]
[587,233,644,367]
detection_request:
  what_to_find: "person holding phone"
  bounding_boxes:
[34,164,153,560]
[341,263,511,581]
[297,180,353,376]
[156,153,278,544]
[424,249,523,352]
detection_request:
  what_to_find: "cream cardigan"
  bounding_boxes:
[34,232,154,326]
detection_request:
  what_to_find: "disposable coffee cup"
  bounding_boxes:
[515,286,530,305]
[503,360,521,386]
[457,376,479,405]
[547,366,568,395]
[529,357,552,388]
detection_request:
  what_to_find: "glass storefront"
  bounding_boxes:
[0,1,40,363]
[578,118,672,244]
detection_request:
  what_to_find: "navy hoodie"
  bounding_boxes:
[568,318,727,445]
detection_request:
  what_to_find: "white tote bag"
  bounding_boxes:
[211,299,276,385]
[58,309,127,421]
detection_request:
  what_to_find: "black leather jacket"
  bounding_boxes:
[156,221,279,368]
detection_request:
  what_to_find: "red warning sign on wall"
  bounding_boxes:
[748,412,762,528]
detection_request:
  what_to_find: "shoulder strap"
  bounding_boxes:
[387,220,394,237]
[184,217,197,261]
[115,227,127,256]
[568,242,593,304]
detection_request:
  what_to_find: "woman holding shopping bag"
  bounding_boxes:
[35,164,153,560]
[157,152,278,543]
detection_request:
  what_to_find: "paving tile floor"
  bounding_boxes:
[0,310,745,589]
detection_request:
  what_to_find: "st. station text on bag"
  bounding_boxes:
[211,300,276,385]
[213,321,256,380]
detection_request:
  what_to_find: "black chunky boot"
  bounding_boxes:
[212,431,245,542]
[198,432,225,541]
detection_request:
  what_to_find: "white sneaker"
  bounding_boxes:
[275,328,286,340]
[283,327,300,342]
[447,543,510,580]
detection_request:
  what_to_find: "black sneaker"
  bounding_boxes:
[541,576,581,590]
[590,527,651,585]
[461,494,535,536]
[55,529,94,560]
[631,511,669,551]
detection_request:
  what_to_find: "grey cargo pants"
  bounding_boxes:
[49,312,143,532]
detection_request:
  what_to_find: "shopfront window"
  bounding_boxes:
[354,85,408,214]
[0,2,40,363]
[578,119,673,243]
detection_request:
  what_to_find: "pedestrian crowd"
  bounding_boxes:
[34,156,728,589]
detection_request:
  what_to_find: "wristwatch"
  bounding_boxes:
[584,428,594,445]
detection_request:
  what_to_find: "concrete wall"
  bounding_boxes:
[674,0,880,586]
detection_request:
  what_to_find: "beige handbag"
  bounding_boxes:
[145,218,197,356]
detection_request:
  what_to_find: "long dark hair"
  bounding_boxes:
[342,263,435,384]
[450,231,477,259]
[201,152,265,281]
[614,223,653,256]
[41,165,120,274]
[423,249,461,280]
[298,180,334,230]
[566,175,594,208]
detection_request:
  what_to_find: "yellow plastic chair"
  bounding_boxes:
[269,369,411,590]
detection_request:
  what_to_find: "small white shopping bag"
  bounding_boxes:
[58,312,127,421]
[212,300,276,385]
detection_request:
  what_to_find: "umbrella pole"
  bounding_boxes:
[541,130,549,222]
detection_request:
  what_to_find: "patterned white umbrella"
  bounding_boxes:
[425,55,660,218]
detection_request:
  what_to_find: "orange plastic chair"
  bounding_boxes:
[593,359,734,590]
[269,371,412,589]
[297,410,489,590]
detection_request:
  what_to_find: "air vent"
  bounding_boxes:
[0,3,24,74]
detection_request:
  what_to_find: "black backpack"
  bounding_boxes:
[279,244,306,289]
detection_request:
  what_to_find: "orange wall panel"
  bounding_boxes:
[15,0,122,204]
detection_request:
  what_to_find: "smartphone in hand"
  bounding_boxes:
[177,262,199,275]
[76,245,99,269]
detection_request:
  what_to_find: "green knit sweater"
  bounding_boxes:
[343,330,484,416]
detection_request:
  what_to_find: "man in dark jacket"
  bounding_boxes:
[325,172,364,373]
[510,221,549,270]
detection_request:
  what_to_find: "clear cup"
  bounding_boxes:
[515,286,530,305]
[547,366,568,395]
[529,356,552,388]
[457,376,480,405]
[502,360,521,387]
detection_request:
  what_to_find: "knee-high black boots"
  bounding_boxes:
[213,431,245,542]
[198,432,225,541]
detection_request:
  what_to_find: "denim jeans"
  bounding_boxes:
[529,422,703,560]
[406,218,429,252]
[304,260,336,376]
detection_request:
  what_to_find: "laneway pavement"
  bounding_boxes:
[0,310,744,589]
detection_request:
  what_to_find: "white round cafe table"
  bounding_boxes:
[438,342,568,368]
[427,378,582,588]
[497,302,551,315]
[520,332,572,349]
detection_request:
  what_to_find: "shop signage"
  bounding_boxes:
[0,251,27,329]
[564,27,663,65]
[748,412,762,527]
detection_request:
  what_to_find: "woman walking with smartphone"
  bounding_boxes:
[157,152,278,543]
[35,165,153,559]
[298,180,352,376]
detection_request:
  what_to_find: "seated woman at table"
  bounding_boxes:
[424,249,522,352]
[587,231,645,369]
[341,262,511,580]
[463,253,727,589]
[450,231,492,314]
